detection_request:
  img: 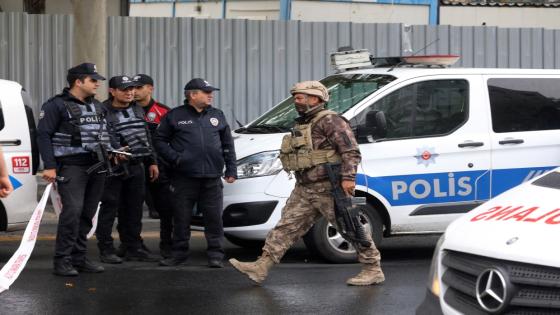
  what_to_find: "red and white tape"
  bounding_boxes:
[50,183,100,239]
[0,183,52,293]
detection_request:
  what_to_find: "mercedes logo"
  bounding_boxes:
[476,268,509,313]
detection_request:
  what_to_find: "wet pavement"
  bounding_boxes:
[0,215,439,315]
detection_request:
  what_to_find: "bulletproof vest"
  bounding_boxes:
[279,110,342,172]
[51,101,111,157]
[106,104,152,159]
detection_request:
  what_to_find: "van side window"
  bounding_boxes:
[488,78,560,133]
[354,79,469,141]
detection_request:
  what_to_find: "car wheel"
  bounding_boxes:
[303,204,383,263]
[225,234,265,249]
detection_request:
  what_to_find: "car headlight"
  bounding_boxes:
[427,234,446,297]
[237,151,283,179]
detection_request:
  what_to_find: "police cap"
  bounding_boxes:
[68,63,106,81]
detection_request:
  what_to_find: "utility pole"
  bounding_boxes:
[71,0,108,98]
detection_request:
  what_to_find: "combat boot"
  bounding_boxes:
[229,255,274,285]
[346,263,385,286]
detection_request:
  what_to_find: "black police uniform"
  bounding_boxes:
[154,80,236,265]
[36,63,110,275]
[96,94,158,262]
[142,99,173,256]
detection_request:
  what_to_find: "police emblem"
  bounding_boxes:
[210,118,219,126]
[39,110,45,119]
[414,146,439,167]
[147,112,157,122]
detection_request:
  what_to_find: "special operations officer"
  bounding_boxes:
[229,81,385,286]
[154,78,237,268]
[96,75,160,264]
[37,63,110,276]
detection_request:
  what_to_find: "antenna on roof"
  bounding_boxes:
[388,38,440,72]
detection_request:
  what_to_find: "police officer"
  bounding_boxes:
[229,81,384,286]
[133,74,173,258]
[154,78,237,268]
[37,62,110,276]
[96,75,160,264]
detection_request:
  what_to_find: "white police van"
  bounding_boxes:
[417,168,560,315]
[192,51,560,263]
[0,79,39,231]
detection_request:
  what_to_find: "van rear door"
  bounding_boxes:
[0,80,38,231]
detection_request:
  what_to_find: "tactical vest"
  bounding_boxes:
[51,101,112,157]
[106,104,152,159]
[279,110,342,172]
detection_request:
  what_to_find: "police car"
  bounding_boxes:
[191,50,560,263]
[417,168,560,315]
[0,79,39,231]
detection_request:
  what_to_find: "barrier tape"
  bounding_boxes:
[0,183,52,293]
[0,183,101,294]
[50,183,100,239]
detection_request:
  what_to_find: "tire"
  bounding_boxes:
[303,204,383,263]
[225,234,265,249]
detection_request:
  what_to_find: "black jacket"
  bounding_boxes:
[154,102,237,178]
[37,88,100,169]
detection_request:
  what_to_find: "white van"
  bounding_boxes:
[192,55,560,263]
[417,167,560,315]
[0,79,39,231]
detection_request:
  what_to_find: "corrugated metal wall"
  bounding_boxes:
[2,12,560,125]
[0,12,73,118]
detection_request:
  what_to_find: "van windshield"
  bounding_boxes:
[237,74,396,133]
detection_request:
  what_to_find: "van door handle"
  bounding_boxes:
[458,141,484,148]
[0,139,22,146]
[499,139,524,145]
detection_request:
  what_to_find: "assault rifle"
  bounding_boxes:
[86,144,131,176]
[324,163,371,248]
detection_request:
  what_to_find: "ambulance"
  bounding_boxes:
[0,79,39,231]
[191,50,560,263]
[417,168,560,315]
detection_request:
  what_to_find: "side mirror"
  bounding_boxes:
[366,110,387,138]
[357,110,387,143]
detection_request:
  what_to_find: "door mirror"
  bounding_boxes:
[357,110,387,142]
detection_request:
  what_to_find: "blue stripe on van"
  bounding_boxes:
[9,176,22,190]
[356,166,555,207]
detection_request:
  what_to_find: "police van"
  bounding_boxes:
[0,79,39,231]
[417,167,560,315]
[192,51,560,263]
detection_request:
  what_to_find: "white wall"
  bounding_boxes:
[291,0,428,24]
[176,2,222,19]
[440,6,560,28]
[129,2,173,17]
[0,0,23,11]
[0,0,122,15]
[226,1,279,20]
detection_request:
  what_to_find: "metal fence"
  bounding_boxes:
[2,12,560,125]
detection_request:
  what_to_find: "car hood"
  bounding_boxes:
[443,170,560,268]
[232,131,285,159]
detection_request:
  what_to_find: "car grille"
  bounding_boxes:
[441,250,560,315]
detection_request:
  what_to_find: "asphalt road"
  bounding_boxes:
[0,215,439,315]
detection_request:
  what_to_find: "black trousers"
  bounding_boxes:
[145,167,173,249]
[96,163,145,253]
[170,176,224,260]
[54,164,105,263]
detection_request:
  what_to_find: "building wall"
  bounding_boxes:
[129,2,173,17]
[175,2,222,19]
[440,6,560,28]
[291,1,429,24]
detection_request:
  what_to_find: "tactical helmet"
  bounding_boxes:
[290,81,330,102]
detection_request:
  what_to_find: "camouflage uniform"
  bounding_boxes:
[230,80,384,286]
[263,107,381,265]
